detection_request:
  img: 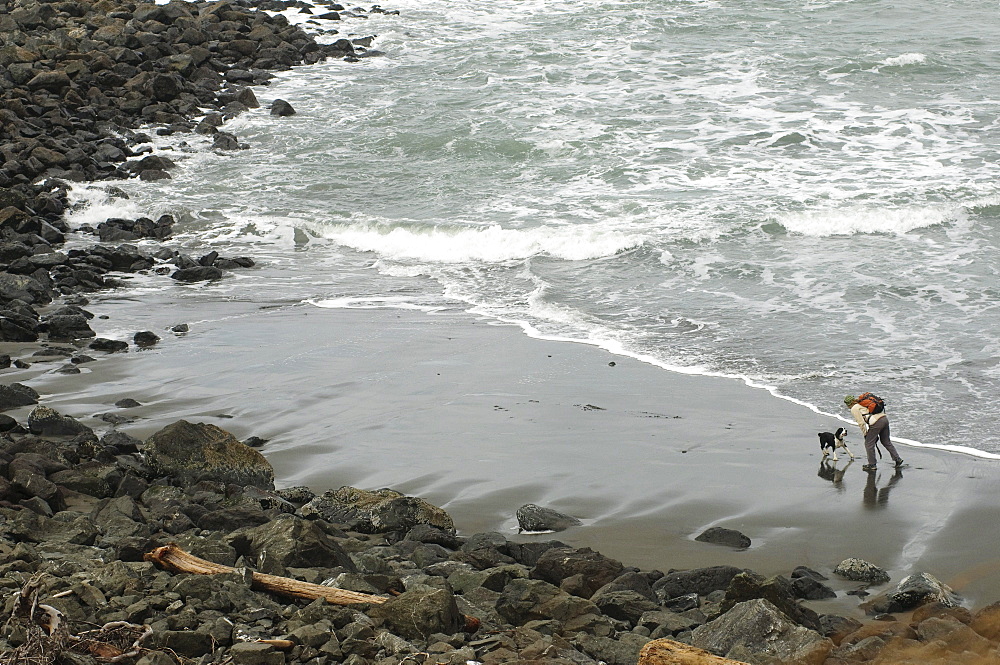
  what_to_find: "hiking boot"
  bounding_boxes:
[894,459,904,468]
[862,464,876,471]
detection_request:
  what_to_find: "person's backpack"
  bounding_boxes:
[857,392,885,414]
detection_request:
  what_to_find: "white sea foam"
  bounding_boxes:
[881,52,927,67]
[317,222,644,263]
[774,204,957,237]
[64,184,145,229]
[308,296,448,312]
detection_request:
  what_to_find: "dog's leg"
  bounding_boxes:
[841,443,855,460]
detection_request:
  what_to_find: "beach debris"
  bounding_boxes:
[144,543,388,605]
[638,637,750,664]
[695,526,751,549]
[3,573,151,665]
[834,557,891,584]
[515,503,582,533]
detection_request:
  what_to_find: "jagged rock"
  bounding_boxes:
[653,565,748,603]
[0,382,39,410]
[171,266,224,282]
[530,546,625,599]
[574,632,651,665]
[516,503,582,532]
[299,486,453,534]
[721,572,821,631]
[696,526,751,549]
[368,586,461,641]
[134,331,160,347]
[833,558,890,584]
[142,420,275,489]
[691,598,833,665]
[495,578,600,625]
[861,572,963,614]
[226,515,356,575]
[42,314,95,340]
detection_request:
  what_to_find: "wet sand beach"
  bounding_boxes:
[9,293,1000,617]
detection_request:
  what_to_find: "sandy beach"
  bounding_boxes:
[8,292,1000,618]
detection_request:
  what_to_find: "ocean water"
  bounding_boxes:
[70,0,1000,455]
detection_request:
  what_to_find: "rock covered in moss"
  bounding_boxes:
[142,420,274,489]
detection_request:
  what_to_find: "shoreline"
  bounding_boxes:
[11,295,1000,614]
[4,1,1000,663]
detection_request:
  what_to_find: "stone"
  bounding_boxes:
[42,314,95,340]
[695,526,751,549]
[171,266,224,282]
[860,572,962,614]
[299,486,454,534]
[722,572,821,631]
[638,638,747,665]
[516,503,582,532]
[530,546,625,598]
[691,598,833,665]
[226,515,356,575]
[495,578,599,625]
[369,586,461,642]
[0,382,40,410]
[27,406,93,437]
[133,331,160,347]
[833,558,890,584]
[653,565,747,602]
[270,99,296,116]
[142,420,275,489]
[230,641,285,665]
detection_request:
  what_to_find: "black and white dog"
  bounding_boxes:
[818,427,854,462]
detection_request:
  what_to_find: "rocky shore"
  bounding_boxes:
[3,1,1000,664]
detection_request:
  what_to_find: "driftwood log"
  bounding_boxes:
[144,544,388,606]
[637,638,749,665]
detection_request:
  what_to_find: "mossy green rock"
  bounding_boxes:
[142,420,274,490]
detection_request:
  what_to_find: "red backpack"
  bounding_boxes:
[857,392,885,414]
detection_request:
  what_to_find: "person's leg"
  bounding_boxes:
[878,416,902,463]
[863,424,879,466]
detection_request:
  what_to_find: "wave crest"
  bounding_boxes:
[318,221,644,263]
[773,205,956,237]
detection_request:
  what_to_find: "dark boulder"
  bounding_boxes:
[299,486,454,534]
[142,420,275,490]
[653,565,747,602]
[516,503,582,532]
[270,99,296,116]
[0,383,40,411]
[695,526,751,549]
[530,546,625,599]
[27,406,94,437]
[172,266,224,282]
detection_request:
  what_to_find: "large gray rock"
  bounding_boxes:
[530,546,624,599]
[495,578,599,625]
[0,383,39,410]
[142,420,275,489]
[833,558,890,584]
[368,586,461,641]
[691,598,834,665]
[722,572,821,631]
[299,486,453,534]
[861,572,963,614]
[27,406,93,437]
[653,565,747,602]
[516,503,582,532]
[226,515,356,575]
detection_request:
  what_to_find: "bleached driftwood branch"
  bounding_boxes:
[144,544,388,606]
